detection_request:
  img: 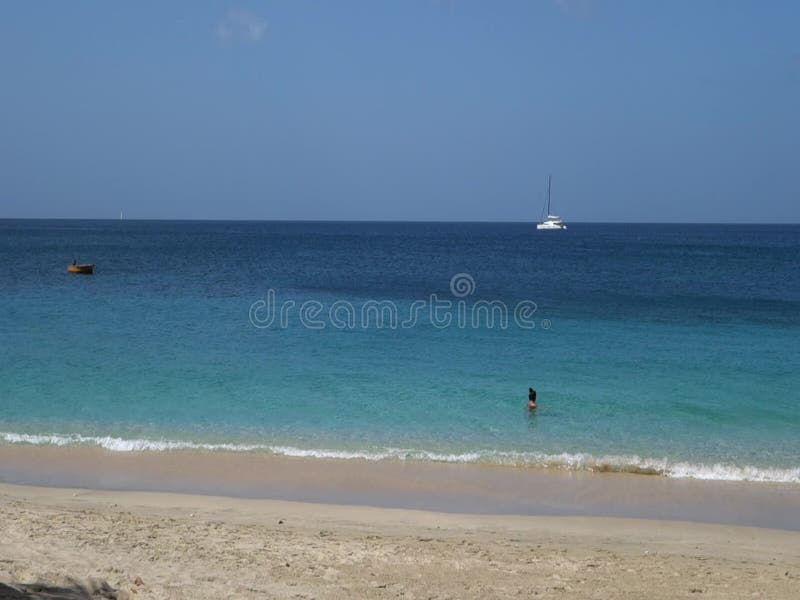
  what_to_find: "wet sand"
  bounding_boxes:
[2,482,799,599]
[0,444,799,529]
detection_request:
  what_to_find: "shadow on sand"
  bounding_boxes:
[0,579,120,600]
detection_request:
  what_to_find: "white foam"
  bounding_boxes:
[1,431,798,484]
[0,432,264,453]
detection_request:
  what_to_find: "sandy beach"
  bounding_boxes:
[2,481,799,599]
[2,445,799,530]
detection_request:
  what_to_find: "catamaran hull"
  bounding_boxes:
[536,223,567,230]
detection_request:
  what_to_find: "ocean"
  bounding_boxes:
[1,220,798,483]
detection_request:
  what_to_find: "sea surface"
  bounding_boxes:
[1,220,799,483]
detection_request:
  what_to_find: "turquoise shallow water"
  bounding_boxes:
[1,220,799,481]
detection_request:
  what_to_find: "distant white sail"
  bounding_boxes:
[537,175,567,230]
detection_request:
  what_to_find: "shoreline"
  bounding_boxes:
[2,444,799,530]
[3,430,799,484]
[2,481,799,599]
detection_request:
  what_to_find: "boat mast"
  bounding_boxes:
[547,175,552,217]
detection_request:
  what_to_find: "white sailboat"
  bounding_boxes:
[536,175,567,230]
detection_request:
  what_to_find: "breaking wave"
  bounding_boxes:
[2,431,798,484]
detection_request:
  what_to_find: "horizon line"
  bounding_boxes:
[1,217,799,226]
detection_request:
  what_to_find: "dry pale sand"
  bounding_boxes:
[1,483,798,599]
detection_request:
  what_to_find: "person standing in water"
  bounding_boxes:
[528,387,537,410]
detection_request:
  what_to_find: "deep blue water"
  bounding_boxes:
[1,220,799,481]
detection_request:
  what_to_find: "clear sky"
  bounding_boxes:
[1,1,798,222]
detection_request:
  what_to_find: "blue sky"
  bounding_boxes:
[1,1,798,222]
